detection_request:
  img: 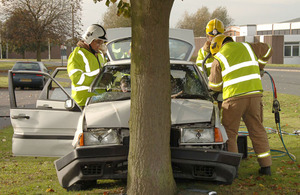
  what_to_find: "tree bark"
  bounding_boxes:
[36,40,41,62]
[127,1,176,195]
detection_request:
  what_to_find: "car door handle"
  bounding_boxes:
[11,114,30,119]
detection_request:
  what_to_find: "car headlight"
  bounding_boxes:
[83,129,121,146]
[180,127,214,144]
[180,127,224,145]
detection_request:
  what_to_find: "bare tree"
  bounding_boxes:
[0,0,82,61]
[102,3,131,29]
[176,6,210,37]
[176,6,233,37]
[211,6,233,28]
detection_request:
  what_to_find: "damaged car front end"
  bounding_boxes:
[54,28,242,190]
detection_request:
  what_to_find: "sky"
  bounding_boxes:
[81,0,300,32]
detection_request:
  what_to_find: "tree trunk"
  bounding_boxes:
[36,40,42,62]
[127,1,176,195]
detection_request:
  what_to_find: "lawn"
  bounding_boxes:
[0,91,299,194]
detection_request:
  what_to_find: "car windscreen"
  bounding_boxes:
[13,62,41,71]
[89,64,211,104]
[107,38,193,61]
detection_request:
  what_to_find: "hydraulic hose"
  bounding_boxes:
[264,71,296,162]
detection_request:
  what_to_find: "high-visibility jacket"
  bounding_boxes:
[67,47,106,106]
[196,47,214,77]
[211,42,263,100]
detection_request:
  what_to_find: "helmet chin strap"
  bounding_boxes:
[89,44,97,55]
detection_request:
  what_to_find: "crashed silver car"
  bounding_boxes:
[8,28,242,191]
[54,28,242,189]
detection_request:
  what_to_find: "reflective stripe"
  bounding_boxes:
[68,68,83,77]
[196,61,212,68]
[200,48,205,56]
[72,85,90,91]
[222,60,259,77]
[206,62,213,68]
[223,73,261,88]
[216,52,230,70]
[77,69,100,85]
[78,50,90,72]
[218,43,259,77]
[75,50,100,85]
[263,45,272,58]
[258,59,267,65]
[209,81,223,88]
[196,60,203,64]
[257,151,271,158]
[242,42,256,61]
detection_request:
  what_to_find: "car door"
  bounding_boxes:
[9,67,82,157]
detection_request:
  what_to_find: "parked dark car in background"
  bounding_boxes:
[12,61,49,90]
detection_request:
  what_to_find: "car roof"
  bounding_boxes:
[14,61,45,66]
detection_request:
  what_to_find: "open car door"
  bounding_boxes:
[8,67,82,157]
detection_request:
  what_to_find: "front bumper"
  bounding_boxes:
[54,145,242,188]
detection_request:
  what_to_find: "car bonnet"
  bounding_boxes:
[84,99,213,128]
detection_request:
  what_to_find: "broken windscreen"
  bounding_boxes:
[89,63,211,104]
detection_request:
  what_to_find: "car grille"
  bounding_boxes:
[193,165,214,177]
[81,164,103,175]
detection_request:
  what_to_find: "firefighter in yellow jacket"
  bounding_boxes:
[196,19,225,77]
[67,24,107,107]
[208,34,273,175]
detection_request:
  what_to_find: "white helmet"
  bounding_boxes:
[82,24,107,44]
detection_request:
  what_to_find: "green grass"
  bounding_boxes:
[0,76,8,88]
[0,62,15,70]
[0,91,299,194]
[0,59,63,70]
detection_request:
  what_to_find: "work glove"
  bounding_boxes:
[203,41,211,53]
[99,43,108,55]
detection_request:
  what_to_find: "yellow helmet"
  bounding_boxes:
[210,34,233,55]
[206,19,225,37]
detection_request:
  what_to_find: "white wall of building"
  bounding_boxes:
[284,35,300,64]
[273,23,290,30]
[240,25,256,36]
[257,24,272,31]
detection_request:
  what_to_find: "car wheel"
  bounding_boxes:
[66,180,97,191]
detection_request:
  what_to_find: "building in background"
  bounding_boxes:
[222,18,300,65]
[6,18,300,65]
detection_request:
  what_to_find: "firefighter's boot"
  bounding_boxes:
[259,166,271,176]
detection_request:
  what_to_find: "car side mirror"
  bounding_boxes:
[65,99,75,110]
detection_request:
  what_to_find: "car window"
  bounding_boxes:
[89,63,210,104]
[47,70,72,101]
[10,68,72,109]
[169,39,193,61]
[107,38,131,61]
[170,64,210,99]
[107,38,193,61]
[13,62,41,71]
[90,65,131,103]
